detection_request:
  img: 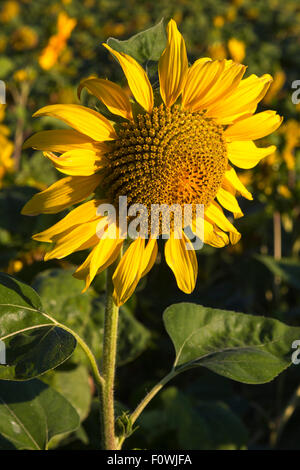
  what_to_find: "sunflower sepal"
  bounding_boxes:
[106,18,167,65]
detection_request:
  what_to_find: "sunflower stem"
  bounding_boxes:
[101,255,121,450]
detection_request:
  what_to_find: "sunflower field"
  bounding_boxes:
[1,0,300,454]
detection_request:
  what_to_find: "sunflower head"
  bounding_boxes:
[22,19,282,306]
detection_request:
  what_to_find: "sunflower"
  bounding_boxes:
[0,104,14,186]
[22,20,282,306]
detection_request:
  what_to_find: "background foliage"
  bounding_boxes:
[1,0,300,450]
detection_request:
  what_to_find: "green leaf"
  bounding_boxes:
[42,365,92,421]
[0,379,80,450]
[0,272,42,310]
[256,255,300,290]
[32,269,150,366]
[107,18,166,64]
[163,302,300,384]
[0,273,77,380]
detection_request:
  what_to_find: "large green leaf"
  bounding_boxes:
[32,269,150,366]
[0,379,80,450]
[0,273,76,380]
[256,255,300,290]
[163,303,300,384]
[42,365,92,421]
[0,272,42,309]
[107,18,166,64]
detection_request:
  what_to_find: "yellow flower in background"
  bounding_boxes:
[0,105,14,186]
[11,26,38,50]
[13,67,36,83]
[280,119,300,170]
[213,16,225,28]
[228,38,246,63]
[263,69,285,104]
[102,21,126,38]
[207,42,227,60]
[0,1,19,23]
[39,12,76,70]
[13,69,28,82]
[23,19,281,306]
[277,184,292,199]
[226,6,237,22]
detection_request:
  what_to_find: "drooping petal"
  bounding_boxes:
[230,231,242,245]
[112,238,145,306]
[74,231,123,291]
[205,201,240,235]
[165,230,198,294]
[21,173,102,215]
[44,150,105,176]
[224,166,253,200]
[44,219,100,260]
[204,219,229,248]
[216,186,243,218]
[227,140,276,168]
[89,231,123,285]
[78,78,133,121]
[158,19,188,107]
[103,44,153,113]
[225,111,283,141]
[140,238,158,277]
[33,199,101,242]
[23,129,100,153]
[33,104,116,141]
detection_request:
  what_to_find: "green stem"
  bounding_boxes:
[56,322,104,390]
[118,368,178,449]
[101,256,121,450]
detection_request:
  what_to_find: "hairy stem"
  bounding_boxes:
[101,256,121,450]
[118,368,178,449]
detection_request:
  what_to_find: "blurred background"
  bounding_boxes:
[1,0,300,450]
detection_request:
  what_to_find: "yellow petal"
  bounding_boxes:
[103,44,153,113]
[225,111,283,141]
[227,140,276,169]
[78,78,133,121]
[182,58,224,110]
[230,231,242,245]
[89,231,123,284]
[204,220,229,248]
[74,233,123,291]
[206,74,273,124]
[44,150,105,176]
[205,201,240,235]
[224,166,253,200]
[23,130,100,153]
[33,104,116,141]
[112,238,145,306]
[199,61,246,110]
[44,219,100,260]
[158,19,188,107]
[216,186,243,218]
[165,231,197,294]
[140,238,158,277]
[21,173,102,215]
[33,199,101,242]
[184,60,245,112]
